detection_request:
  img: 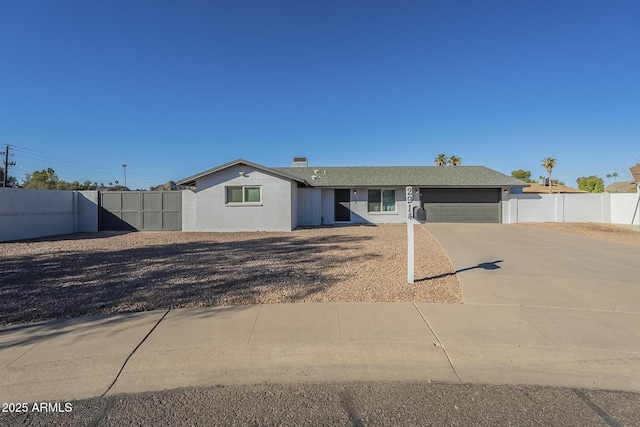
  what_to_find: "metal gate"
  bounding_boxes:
[99,191,182,231]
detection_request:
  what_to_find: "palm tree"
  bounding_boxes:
[448,155,461,166]
[612,172,618,183]
[434,154,448,166]
[541,157,557,193]
[606,173,612,184]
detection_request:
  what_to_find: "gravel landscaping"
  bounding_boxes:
[520,222,640,248]
[0,225,462,325]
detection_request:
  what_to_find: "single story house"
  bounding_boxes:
[177,158,528,232]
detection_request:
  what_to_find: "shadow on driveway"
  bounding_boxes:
[417,260,504,282]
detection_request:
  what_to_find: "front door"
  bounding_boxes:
[334,189,351,222]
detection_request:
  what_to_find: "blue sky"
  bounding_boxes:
[1,0,639,189]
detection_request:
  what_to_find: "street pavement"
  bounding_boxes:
[1,223,639,425]
[3,382,640,426]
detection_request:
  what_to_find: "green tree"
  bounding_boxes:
[0,166,19,187]
[511,169,534,183]
[22,169,99,190]
[23,168,59,189]
[434,154,448,166]
[576,176,605,193]
[541,157,557,194]
[606,173,612,184]
[612,172,618,183]
[448,155,462,166]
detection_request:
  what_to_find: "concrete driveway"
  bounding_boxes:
[424,223,640,312]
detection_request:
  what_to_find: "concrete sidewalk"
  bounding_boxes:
[2,302,640,404]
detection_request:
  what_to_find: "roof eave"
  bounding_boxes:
[302,183,529,188]
[176,158,308,187]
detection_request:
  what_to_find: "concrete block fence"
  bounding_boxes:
[0,188,98,242]
[503,192,640,225]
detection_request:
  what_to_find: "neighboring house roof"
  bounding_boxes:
[523,182,586,194]
[177,158,309,187]
[273,166,528,188]
[605,180,637,193]
[177,159,529,189]
[630,163,640,183]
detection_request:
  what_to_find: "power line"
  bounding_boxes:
[10,144,166,181]
[11,153,115,175]
[11,145,122,172]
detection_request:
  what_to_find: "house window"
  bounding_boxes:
[368,189,396,212]
[226,186,261,204]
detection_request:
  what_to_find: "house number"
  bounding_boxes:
[406,186,414,283]
[406,186,413,220]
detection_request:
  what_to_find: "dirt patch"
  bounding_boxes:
[0,225,461,325]
[520,222,640,248]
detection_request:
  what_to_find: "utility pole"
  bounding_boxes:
[2,145,16,187]
[122,164,127,190]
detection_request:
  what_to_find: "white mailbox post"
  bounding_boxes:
[406,186,414,283]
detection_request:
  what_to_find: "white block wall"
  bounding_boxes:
[610,192,640,225]
[0,188,98,242]
[181,190,197,231]
[504,192,639,225]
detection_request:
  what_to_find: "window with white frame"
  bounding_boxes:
[368,189,396,212]
[226,186,261,204]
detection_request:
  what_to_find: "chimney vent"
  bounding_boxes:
[292,157,308,167]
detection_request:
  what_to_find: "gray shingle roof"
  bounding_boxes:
[273,166,527,188]
[177,159,528,188]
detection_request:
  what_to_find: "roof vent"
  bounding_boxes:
[292,157,308,167]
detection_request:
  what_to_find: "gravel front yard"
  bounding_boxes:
[0,225,462,325]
